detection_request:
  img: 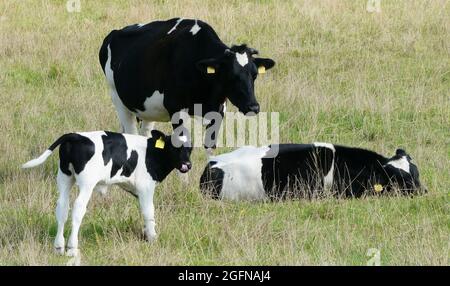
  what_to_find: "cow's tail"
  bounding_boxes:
[21,133,74,169]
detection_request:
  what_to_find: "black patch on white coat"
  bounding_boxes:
[58,134,95,176]
[101,132,138,178]
[199,161,224,199]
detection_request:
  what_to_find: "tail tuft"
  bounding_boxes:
[22,150,53,169]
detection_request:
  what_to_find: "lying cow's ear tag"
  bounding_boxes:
[207,66,216,74]
[155,137,165,149]
[374,184,383,193]
[258,66,266,74]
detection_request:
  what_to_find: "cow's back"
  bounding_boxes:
[99,19,180,73]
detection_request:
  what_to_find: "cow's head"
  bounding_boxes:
[380,149,425,195]
[196,44,275,114]
[151,130,193,173]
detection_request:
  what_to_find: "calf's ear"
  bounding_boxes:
[253,58,275,73]
[396,148,407,156]
[151,130,166,140]
[196,58,220,75]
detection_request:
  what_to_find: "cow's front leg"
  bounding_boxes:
[140,120,155,137]
[171,112,191,183]
[137,182,157,242]
[204,108,224,156]
[66,183,95,257]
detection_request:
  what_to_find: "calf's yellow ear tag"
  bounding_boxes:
[374,184,383,193]
[207,66,215,74]
[258,66,266,74]
[155,137,165,149]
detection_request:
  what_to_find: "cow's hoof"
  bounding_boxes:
[66,248,80,257]
[145,233,157,243]
[54,247,65,256]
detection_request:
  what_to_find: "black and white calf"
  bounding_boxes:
[22,130,192,256]
[200,144,425,200]
[99,17,275,148]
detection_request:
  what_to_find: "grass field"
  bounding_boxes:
[0,0,449,265]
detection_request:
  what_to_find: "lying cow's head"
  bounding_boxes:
[151,130,193,173]
[196,44,275,114]
[381,149,425,195]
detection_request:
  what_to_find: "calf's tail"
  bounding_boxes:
[21,133,75,169]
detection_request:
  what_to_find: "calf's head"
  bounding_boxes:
[381,149,425,194]
[151,130,193,173]
[197,44,275,114]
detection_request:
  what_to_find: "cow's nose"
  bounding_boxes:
[248,104,260,114]
[186,162,192,169]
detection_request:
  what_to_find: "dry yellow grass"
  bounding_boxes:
[0,0,449,265]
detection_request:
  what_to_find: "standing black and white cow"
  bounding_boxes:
[22,130,192,256]
[99,18,275,148]
[200,144,425,200]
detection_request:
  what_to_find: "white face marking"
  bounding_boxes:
[387,156,410,174]
[190,19,201,35]
[136,90,170,122]
[236,52,248,67]
[209,146,269,201]
[167,18,183,34]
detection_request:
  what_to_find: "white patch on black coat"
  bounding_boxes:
[190,19,201,35]
[167,18,183,34]
[313,142,335,190]
[136,90,170,122]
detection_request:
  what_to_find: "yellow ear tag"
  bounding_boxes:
[374,184,383,193]
[258,66,266,74]
[207,66,215,74]
[155,137,165,149]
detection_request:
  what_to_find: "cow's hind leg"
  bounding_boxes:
[66,182,95,257]
[111,90,138,134]
[54,169,74,255]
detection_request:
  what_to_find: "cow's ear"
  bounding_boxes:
[151,130,166,140]
[253,58,275,73]
[196,58,220,75]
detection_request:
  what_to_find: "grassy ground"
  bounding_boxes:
[0,0,449,265]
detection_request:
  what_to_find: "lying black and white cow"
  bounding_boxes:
[200,143,425,200]
[22,130,192,256]
[99,17,275,148]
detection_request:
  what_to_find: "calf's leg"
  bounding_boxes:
[137,182,157,242]
[66,182,95,257]
[54,170,74,255]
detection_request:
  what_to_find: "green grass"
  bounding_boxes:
[0,0,449,265]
